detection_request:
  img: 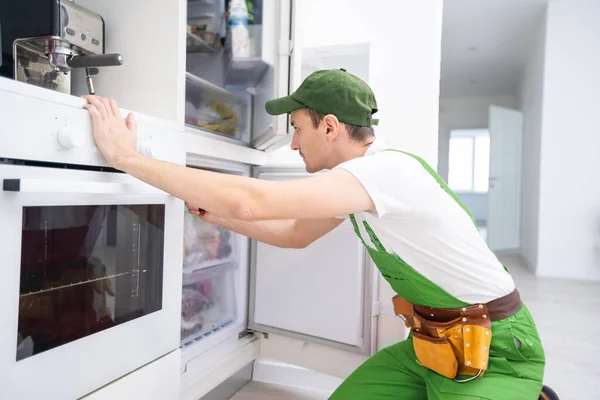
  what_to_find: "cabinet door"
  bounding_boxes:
[248,167,376,377]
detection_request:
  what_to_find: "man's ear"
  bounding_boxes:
[323,114,341,139]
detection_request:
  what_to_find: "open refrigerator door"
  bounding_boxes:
[247,166,378,378]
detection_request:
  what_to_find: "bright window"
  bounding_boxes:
[448,130,490,193]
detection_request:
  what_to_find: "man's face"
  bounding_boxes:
[289,109,330,173]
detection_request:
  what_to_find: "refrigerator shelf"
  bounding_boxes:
[186,31,220,54]
[183,256,237,276]
[225,56,270,87]
[186,72,245,102]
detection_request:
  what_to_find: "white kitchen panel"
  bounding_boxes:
[0,78,186,167]
[249,168,374,355]
[82,349,181,400]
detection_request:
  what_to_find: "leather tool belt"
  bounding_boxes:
[392,289,522,382]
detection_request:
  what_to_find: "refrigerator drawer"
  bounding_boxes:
[181,263,237,345]
[183,210,238,272]
[184,72,251,144]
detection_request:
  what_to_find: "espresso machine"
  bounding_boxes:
[0,0,123,95]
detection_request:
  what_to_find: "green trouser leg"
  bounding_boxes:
[329,305,545,400]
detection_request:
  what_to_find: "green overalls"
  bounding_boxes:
[329,151,545,400]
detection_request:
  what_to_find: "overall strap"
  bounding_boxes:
[384,150,478,227]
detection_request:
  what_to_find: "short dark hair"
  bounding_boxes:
[304,108,375,142]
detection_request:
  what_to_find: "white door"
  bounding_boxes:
[487,106,523,251]
[249,167,376,379]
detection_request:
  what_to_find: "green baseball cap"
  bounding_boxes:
[265,68,379,127]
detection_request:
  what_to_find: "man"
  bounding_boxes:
[83,69,545,399]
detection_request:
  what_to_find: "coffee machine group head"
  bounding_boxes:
[0,0,123,95]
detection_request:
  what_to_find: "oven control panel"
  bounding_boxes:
[56,125,157,158]
[0,81,186,168]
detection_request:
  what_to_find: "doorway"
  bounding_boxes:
[438,0,541,252]
[447,128,490,239]
[447,105,523,251]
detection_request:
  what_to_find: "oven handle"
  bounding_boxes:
[2,178,166,196]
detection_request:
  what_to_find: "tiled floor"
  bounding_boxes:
[231,255,600,400]
[229,382,330,400]
[501,255,600,399]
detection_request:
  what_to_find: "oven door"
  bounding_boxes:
[0,164,183,399]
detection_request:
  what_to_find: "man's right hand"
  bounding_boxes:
[185,203,215,224]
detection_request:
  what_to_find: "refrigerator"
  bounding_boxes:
[178,1,378,394]
[179,157,378,392]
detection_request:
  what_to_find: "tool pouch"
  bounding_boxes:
[412,330,459,379]
[394,296,493,381]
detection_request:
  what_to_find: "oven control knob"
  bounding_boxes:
[57,126,84,149]
[139,142,155,158]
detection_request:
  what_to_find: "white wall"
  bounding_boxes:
[264,0,445,368]
[518,11,547,271]
[438,95,519,182]
[535,0,600,280]
[269,0,442,170]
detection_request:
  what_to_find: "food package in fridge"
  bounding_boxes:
[183,211,235,271]
[198,100,240,137]
[181,263,236,343]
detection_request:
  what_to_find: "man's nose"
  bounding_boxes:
[290,137,300,151]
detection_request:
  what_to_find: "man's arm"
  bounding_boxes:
[198,212,343,249]
[83,96,375,221]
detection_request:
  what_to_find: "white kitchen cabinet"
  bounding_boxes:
[75,0,294,152]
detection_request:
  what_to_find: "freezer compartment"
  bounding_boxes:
[185,72,251,143]
[181,263,237,345]
[183,210,238,272]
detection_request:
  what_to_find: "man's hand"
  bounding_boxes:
[186,202,215,224]
[82,95,139,169]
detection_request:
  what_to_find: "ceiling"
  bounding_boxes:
[440,0,548,98]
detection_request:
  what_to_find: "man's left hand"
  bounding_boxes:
[82,95,139,169]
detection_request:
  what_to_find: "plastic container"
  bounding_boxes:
[183,210,238,271]
[180,263,237,344]
[184,72,250,142]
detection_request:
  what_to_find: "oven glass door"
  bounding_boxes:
[1,164,182,399]
[18,203,165,361]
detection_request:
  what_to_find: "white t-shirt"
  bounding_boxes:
[335,141,515,304]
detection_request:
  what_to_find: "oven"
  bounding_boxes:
[0,79,185,399]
